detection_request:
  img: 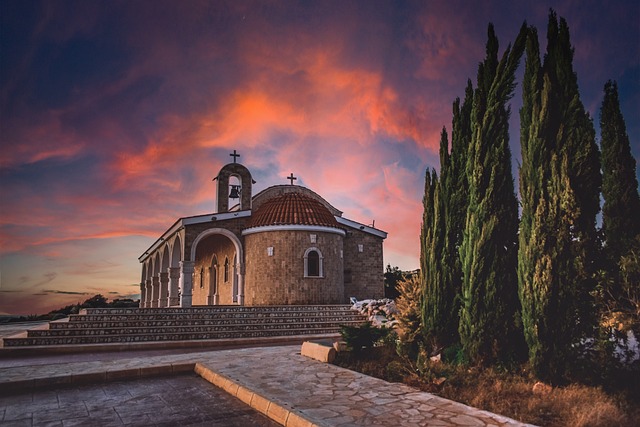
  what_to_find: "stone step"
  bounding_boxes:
[66,311,363,323]
[79,304,354,316]
[28,320,363,337]
[50,316,363,329]
[2,327,344,346]
[1,305,366,349]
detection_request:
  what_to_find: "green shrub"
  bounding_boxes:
[442,343,467,365]
[340,323,390,353]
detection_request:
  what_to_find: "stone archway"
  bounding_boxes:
[166,235,182,307]
[151,253,161,308]
[191,229,244,305]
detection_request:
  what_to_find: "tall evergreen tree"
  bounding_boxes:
[421,157,445,341]
[600,80,640,263]
[422,84,473,349]
[432,81,474,347]
[458,23,526,363]
[518,24,552,378]
[518,12,602,380]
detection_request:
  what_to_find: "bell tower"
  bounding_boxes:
[215,150,254,213]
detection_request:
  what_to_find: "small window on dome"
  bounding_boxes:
[308,251,319,276]
[304,247,323,278]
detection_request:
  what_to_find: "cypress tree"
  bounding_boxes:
[518,24,551,378]
[600,80,640,263]
[422,85,473,349]
[458,23,526,364]
[421,159,445,342]
[518,12,602,380]
[420,168,435,335]
[433,81,474,347]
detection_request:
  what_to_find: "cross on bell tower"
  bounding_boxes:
[286,173,297,185]
[230,150,240,163]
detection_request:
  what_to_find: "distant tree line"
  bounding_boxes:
[417,10,639,383]
[1,294,139,323]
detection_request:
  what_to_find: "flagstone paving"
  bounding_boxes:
[0,373,280,426]
[0,345,534,426]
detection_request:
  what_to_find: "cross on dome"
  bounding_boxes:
[286,173,297,185]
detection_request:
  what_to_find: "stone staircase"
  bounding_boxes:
[1,305,366,347]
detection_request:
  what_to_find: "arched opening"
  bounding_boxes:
[191,229,243,305]
[215,163,253,213]
[304,247,324,278]
[308,251,320,276]
[158,245,170,307]
[151,253,161,307]
[170,235,182,268]
[199,267,205,288]
[166,235,182,307]
[228,175,242,210]
[140,262,149,307]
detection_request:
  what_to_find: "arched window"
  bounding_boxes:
[224,257,230,282]
[304,248,323,278]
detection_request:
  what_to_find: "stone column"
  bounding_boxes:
[167,267,180,307]
[151,275,160,308]
[206,267,215,305]
[237,262,245,305]
[179,261,194,308]
[139,282,146,308]
[158,272,169,308]
[145,278,152,308]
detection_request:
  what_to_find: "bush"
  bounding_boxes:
[394,275,424,358]
[340,322,390,353]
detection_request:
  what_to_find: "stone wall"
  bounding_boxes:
[343,229,384,300]
[244,229,345,304]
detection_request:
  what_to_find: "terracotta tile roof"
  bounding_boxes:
[248,192,340,228]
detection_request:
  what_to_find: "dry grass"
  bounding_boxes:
[334,347,638,426]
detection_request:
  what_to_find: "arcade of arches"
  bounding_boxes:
[139,155,387,307]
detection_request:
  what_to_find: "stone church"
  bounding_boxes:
[138,152,387,308]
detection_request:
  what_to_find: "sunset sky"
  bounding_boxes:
[1,1,638,315]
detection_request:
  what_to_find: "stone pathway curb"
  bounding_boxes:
[0,345,536,426]
[0,333,341,357]
[194,363,317,427]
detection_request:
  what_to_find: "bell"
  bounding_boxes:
[229,185,241,199]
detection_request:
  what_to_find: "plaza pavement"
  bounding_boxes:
[0,339,535,427]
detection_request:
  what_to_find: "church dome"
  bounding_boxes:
[248,192,340,229]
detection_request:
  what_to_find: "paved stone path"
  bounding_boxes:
[0,345,534,426]
[0,374,279,426]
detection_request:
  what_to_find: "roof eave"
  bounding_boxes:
[335,216,387,239]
